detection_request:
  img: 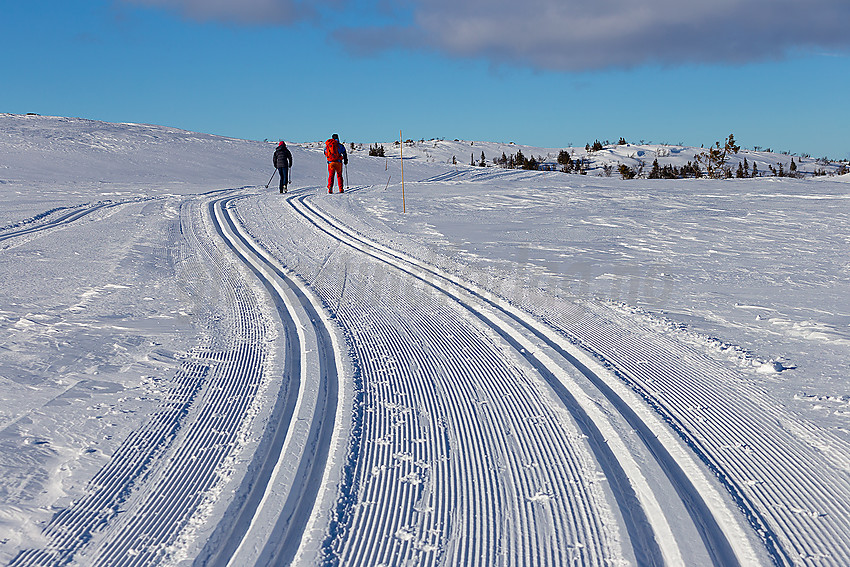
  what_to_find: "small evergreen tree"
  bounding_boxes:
[618,164,637,179]
[514,149,525,169]
[649,159,661,179]
[695,133,741,179]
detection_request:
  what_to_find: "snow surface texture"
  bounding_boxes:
[1,114,848,566]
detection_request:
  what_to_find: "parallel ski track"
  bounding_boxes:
[8,193,282,566]
[0,201,123,245]
[200,195,339,567]
[251,191,631,566]
[544,303,850,566]
[284,193,753,567]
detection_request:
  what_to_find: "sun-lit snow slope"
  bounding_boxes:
[304,161,850,566]
[0,113,271,192]
[2,114,849,566]
[336,137,843,177]
[0,115,337,565]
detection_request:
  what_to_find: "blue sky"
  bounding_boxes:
[2,0,849,159]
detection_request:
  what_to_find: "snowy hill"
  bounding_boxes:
[2,114,850,566]
[0,113,272,187]
[335,136,844,177]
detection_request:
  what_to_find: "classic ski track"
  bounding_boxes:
[200,195,342,567]
[230,191,656,567]
[554,303,850,567]
[242,189,634,566]
[0,200,125,245]
[283,192,766,567]
[6,190,338,567]
[297,184,850,567]
[8,193,273,567]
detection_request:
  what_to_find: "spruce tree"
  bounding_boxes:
[649,159,661,179]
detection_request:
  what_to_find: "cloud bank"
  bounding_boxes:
[119,0,315,24]
[339,0,850,70]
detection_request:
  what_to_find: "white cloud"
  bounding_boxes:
[340,0,850,70]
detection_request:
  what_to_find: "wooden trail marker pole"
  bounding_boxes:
[400,130,406,213]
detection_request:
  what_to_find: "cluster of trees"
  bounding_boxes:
[645,160,703,179]
[766,160,806,178]
[586,138,628,152]
[632,157,805,180]
[694,134,740,179]
[492,150,544,170]
[363,134,847,179]
[556,150,590,174]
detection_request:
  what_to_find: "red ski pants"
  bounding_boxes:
[328,161,344,191]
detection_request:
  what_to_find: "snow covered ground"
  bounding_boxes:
[1,114,848,566]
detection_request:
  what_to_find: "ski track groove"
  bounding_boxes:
[0,199,147,246]
[276,190,763,567]
[549,304,850,565]
[8,193,277,567]
[239,190,632,567]
[207,196,340,567]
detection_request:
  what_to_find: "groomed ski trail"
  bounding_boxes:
[197,195,346,567]
[297,174,850,567]
[7,190,346,567]
[235,187,765,567]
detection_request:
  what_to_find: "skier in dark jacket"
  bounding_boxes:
[273,141,293,193]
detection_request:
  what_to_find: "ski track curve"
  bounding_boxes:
[6,189,340,567]
[299,181,850,567]
[287,192,742,567]
[0,200,130,247]
[197,195,341,567]
[237,189,630,566]
[234,186,758,567]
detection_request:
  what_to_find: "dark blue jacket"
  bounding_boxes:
[274,144,293,169]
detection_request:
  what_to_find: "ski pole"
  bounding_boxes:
[345,162,349,191]
[265,169,276,188]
